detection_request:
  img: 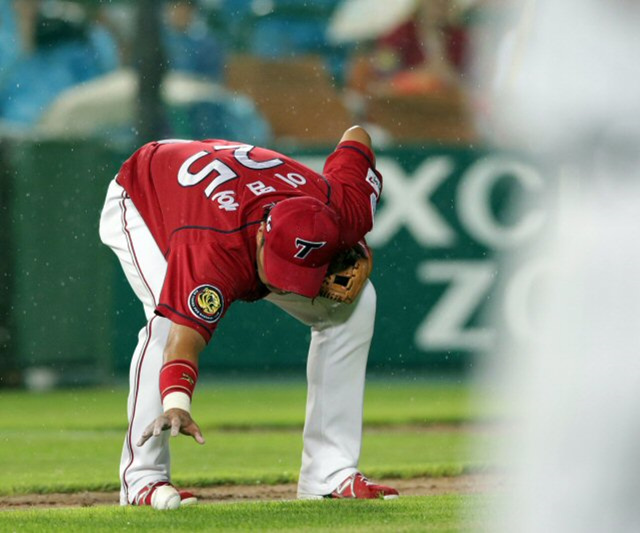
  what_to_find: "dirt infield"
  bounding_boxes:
[0,474,502,510]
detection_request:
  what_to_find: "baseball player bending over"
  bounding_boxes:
[99,125,398,508]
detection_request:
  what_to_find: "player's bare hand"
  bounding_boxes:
[137,408,206,447]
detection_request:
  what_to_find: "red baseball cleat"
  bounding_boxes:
[329,472,399,500]
[133,481,197,508]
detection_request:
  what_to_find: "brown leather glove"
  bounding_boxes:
[319,242,373,304]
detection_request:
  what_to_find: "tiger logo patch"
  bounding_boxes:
[188,285,224,323]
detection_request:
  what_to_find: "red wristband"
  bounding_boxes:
[159,359,199,401]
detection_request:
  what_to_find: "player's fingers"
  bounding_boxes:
[170,416,181,437]
[181,420,206,445]
[193,430,206,445]
[137,423,154,447]
[152,415,169,437]
[190,421,206,445]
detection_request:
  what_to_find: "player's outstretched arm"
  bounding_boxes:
[339,125,373,152]
[137,323,207,447]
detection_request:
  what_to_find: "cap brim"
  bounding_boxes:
[263,245,329,298]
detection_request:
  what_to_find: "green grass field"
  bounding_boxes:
[0,379,500,531]
[1,495,494,532]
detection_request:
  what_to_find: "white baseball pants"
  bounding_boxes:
[99,179,375,503]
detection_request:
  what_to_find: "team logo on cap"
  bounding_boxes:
[294,238,326,259]
[188,285,224,323]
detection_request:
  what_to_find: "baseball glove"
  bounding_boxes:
[319,242,373,304]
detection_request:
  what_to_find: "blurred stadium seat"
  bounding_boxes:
[368,91,476,143]
[226,54,351,145]
[38,69,271,144]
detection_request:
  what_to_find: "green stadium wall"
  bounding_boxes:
[1,139,547,386]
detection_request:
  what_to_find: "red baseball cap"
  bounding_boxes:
[262,197,341,298]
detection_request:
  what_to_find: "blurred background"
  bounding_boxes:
[0,0,545,389]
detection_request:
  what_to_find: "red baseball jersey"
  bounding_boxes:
[116,138,382,341]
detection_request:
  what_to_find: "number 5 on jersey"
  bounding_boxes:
[177,144,283,199]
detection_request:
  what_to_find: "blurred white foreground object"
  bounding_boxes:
[37,69,227,137]
[474,0,640,532]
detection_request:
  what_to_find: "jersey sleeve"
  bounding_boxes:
[155,243,231,343]
[323,140,383,247]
